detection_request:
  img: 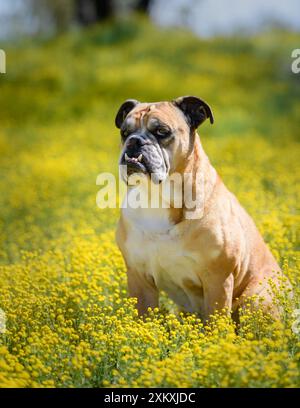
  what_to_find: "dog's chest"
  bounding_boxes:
[122,206,204,312]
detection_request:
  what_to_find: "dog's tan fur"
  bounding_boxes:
[116,100,281,321]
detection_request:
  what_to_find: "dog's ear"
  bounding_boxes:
[115,99,139,129]
[173,96,214,129]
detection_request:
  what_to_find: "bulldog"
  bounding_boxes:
[115,96,282,321]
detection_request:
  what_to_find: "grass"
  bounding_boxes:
[0,17,299,387]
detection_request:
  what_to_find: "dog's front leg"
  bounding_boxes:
[127,267,159,316]
[203,273,234,322]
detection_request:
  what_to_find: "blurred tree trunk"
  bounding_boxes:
[136,0,152,12]
[76,0,114,25]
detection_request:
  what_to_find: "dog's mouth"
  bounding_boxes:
[123,153,147,176]
[119,148,168,184]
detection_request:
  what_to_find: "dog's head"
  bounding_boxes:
[115,96,214,184]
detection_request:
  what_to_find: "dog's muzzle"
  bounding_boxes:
[120,135,147,176]
[120,134,168,183]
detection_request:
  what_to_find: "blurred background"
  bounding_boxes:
[0,0,300,39]
[0,0,300,40]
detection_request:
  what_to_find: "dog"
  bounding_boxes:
[115,96,282,321]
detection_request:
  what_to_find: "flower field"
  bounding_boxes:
[0,18,300,387]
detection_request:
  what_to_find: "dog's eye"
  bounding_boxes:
[153,127,171,138]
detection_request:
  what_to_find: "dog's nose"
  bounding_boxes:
[126,136,143,150]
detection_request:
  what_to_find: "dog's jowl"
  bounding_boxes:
[115,96,285,321]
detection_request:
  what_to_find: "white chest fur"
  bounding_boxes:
[122,196,204,313]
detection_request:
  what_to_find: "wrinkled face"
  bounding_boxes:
[118,102,191,184]
[115,96,214,184]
